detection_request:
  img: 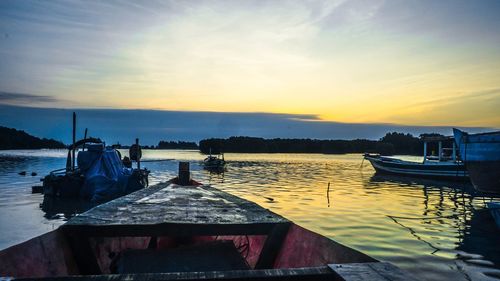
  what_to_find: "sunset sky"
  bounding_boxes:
[1,0,500,128]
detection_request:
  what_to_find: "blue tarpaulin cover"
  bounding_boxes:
[77,145,138,202]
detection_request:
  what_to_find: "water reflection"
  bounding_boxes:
[363,173,500,279]
[205,168,225,184]
[40,196,95,221]
[458,206,500,265]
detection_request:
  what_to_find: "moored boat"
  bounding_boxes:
[0,165,416,281]
[364,135,468,181]
[453,128,500,194]
[42,139,149,202]
[203,150,226,171]
[40,113,149,202]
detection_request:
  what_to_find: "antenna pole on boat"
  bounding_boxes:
[72,112,76,171]
[82,128,88,150]
[136,138,141,170]
[452,141,456,161]
[438,141,442,162]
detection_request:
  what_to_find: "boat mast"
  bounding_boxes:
[72,112,76,171]
[438,141,442,162]
[452,141,456,162]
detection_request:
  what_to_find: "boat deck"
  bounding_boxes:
[62,182,292,274]
[64,182,289,235]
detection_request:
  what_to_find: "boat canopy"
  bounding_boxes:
[77,145,142,202]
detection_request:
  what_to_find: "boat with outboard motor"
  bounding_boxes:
[0,164,416,281]
[39,113,149,202]
[41,138,149,202]
[364,135,468,181]
[453,128,500,194]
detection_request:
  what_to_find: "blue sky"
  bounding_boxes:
[0,0,499,141]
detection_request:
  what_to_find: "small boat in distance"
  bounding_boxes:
[364,135,468,181]
[203,148,226,171]
[453,128,500,194]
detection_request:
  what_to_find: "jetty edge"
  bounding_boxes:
[0,170,416,280]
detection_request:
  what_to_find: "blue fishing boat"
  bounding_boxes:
[453,128,500,194]
[40,113,149,202]
[364,135,468,181]
[487,202,500,229]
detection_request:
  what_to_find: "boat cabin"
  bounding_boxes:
[421,135,460,163]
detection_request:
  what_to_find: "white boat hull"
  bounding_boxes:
[365,155,468,181]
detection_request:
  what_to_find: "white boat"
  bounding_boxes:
[364,136,468,181]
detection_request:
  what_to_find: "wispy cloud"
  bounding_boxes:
[0,91,58,105]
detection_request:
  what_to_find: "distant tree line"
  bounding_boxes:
[199,132,446,156]
[156,141,198,149]
[114,141,198,150]
[0,126,66,149]
[1,124,447,156]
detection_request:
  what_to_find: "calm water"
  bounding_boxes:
[1,149,499,280]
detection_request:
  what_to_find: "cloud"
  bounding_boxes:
[0,91,58,105]
[386,88,500,126]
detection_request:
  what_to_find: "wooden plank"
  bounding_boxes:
[328,262,418,281]
[13,266,338,281]
[64,183,289,228]
[255,223,291,269]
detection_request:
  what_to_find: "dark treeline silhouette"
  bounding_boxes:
[199,137,377,154]
[157,140,198,149]
[199,132,445,155]
[0,126,66,149]
[115,141,198,150]
[1,124,445,155]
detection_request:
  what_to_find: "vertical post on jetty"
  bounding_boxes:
[136,138,141,170]
[72,112,76,171]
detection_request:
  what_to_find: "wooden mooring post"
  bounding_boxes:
[178,162,190,185]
